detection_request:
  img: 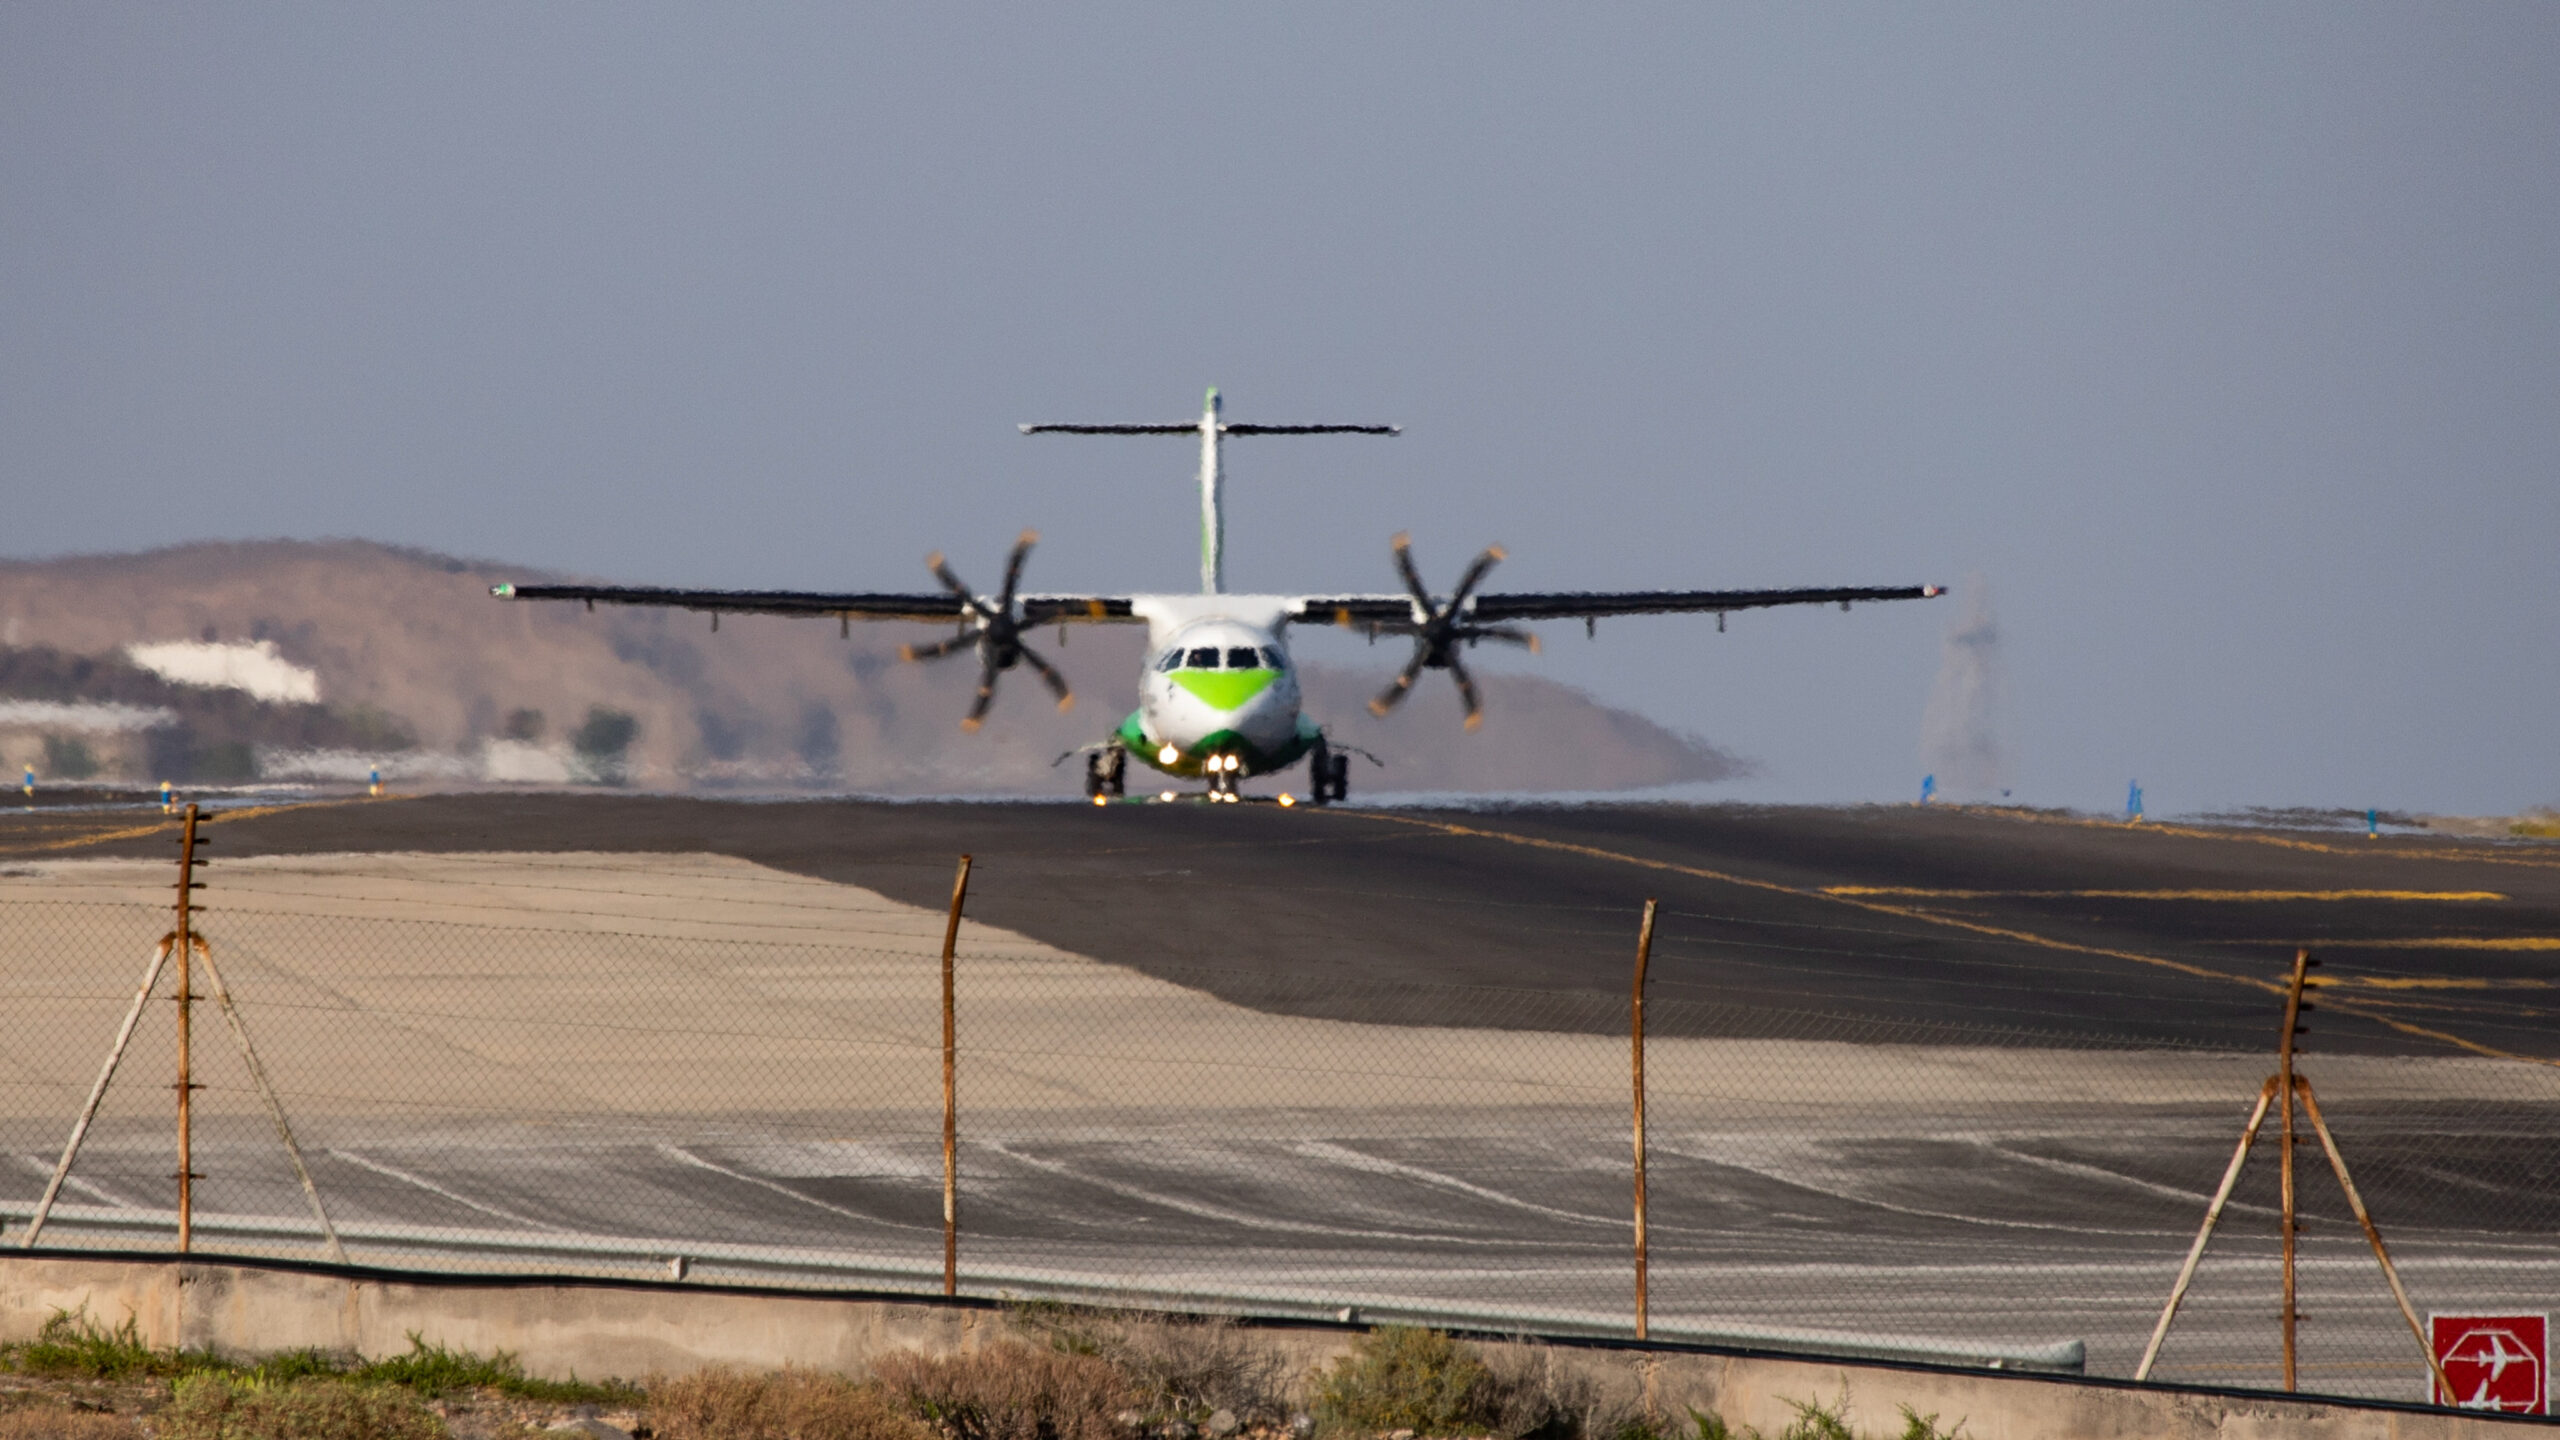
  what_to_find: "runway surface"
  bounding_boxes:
[14,791,2560,1056]
[1,794,2554,1401]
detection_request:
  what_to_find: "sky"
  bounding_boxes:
[3,5,2555,815]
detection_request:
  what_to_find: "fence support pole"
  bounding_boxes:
[2277,949,2309,1391]
[194,937,346,1263]
[2295,1077,2452,1401]
[1631,897,1657,1342]
[2134,1074,2278,1380]
[941,853,973,1298]
[175,803,202,1253]
[25,937,176,1248]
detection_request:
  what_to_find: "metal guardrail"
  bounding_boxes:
[0,1201,2086,1374]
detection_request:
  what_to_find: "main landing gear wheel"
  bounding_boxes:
[1307,739,1350,806]
[1083,747,1126,800]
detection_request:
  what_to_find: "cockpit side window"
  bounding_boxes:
[1185,646,1220,669]
[1156,650,1184,673]
[1260,647,1288,671]
[1225,646,1261,670]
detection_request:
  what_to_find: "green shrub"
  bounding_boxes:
[1685,1409,1735,1440]
[157,1375,445,1440]
[190,740,259,782]
[570,706,639,784]
[350,1335,634,1404]
[1770,1395,1853,1440]
[0,1314,630,1411]
[6,1311,194,1381]
[872,1342,1133,1440]
[1310,1327,1497,1439]
[1891,1406,1964,1440]
[651,1366,933,1440]
[39,735,98,781]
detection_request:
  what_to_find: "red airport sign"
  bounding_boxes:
[2432,1314,2547,1414]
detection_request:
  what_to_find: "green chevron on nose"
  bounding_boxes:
[1170,668,1277,711]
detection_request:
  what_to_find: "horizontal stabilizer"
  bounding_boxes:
[1020,422,1400,436]
[1223,423,1400,435]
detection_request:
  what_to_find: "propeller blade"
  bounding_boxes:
[1389,532,1434,615]
[1448,544,1506,611]
[928,553,994,619]
[1448,653,1484,732]
[961,662,1000,732]
[899,633,977,663]
[1015,642,1076,712]
[1368,642,1433,717]
[999,529,1038,611]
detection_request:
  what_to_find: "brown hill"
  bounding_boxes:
[0,540,1743,795]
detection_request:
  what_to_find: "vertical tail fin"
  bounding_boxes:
[1200,388,1224,594]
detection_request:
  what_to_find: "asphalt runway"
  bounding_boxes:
[16,792,2560,1056]
[3,794,2555,1401]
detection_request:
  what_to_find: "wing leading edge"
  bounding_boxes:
[1289,584,1943,628]
[490,583,1138,625]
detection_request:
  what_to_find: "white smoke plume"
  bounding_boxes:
[1920,574,2008,797]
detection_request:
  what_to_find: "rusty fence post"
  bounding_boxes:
[2277,948,2310,1390]
[174,803,204,1252]
[1632,897,1657,1341]
[941,854,973,1297]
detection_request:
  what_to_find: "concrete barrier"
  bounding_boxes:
[0,1253,2545,1438]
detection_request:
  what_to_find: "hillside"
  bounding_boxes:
[0,540,1742,794]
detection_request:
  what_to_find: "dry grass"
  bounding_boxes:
[650,1366,934,1440]
[156,1375,447,1440]
[872,1342,1135,1440]
[1008,1308,1290,1427]
[0,1407,142,1440]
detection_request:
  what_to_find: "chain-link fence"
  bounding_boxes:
[0,849,2554,1407]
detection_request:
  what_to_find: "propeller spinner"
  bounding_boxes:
[899,530,1075,731]
[1368,532,1539,731]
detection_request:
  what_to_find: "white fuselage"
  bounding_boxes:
[1121,596,1317,778]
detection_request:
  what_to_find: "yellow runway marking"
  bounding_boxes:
[2312,975,2552,990]
[2303,937,2560,951]
[1326,810,2558,1068]
[1991,810,2560,870]
[0,796,408,855]
[1821,887,2507,902]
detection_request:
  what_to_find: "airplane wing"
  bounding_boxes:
[489,583,1138,625]
[1289,584,1942,628]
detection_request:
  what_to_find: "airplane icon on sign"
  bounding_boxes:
[2440,1321,2547,1413]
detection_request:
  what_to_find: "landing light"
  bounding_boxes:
[1158,744,1179,765]
[1091,795,1107,807]
[1277,793,1296,808]
[1159,790,1177,803]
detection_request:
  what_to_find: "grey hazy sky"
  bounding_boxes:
[5,5,2555,814]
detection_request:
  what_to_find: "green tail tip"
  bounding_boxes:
[1205,387,1221,410]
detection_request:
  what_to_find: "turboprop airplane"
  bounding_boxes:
[491,390,1941,804]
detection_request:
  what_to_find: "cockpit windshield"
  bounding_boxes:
[1185,647,1221,669]
[1260,647,1288,670]
[1156,650,1184,672]
[1225,647,1261,670]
